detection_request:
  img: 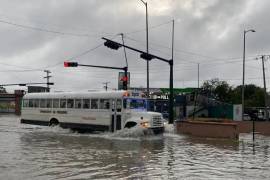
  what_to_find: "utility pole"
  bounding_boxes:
[168,19,174,124]
[103,82,110,91]
[44,70,52,92]
[258,55,270,121]
[197,63,200,89]
[139,0,149,97]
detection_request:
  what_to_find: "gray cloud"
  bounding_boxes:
[0,0,269,92]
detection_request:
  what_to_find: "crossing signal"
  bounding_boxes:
[64,62,78,67]
[104,40,122,50]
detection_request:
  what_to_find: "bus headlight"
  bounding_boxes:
[140,121,150,128]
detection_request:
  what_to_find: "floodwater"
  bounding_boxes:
[0,115,270,180]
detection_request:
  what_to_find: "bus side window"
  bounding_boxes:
[33,99,39,108]
[91,99,98,109]
[53,99,59,108]
[67,99,74,108]
[29,99,34,108]
[100,99,110,109]
[60,99,66,108]
[83,99,90,109]
[75,99,82,109]
[46,99,52,108]
[40,99,46,108]
[39,99,46,108]
[105,100,110,109]
[23,99,29,108]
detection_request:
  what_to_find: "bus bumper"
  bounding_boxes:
[143,127,164,135]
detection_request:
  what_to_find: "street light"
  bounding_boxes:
[139,0,150,97]
[242,29,255,140]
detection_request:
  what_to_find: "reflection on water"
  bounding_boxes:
[1,115,270,179]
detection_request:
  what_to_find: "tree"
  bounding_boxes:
[201,79,267,107]
[233,84,265,107]
[201,78,232,102]
[0,86,7,93]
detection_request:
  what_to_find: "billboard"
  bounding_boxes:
[118,72,130,90]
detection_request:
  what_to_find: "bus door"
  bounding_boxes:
[111,99,122,132]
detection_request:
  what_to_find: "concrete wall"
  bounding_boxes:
[176,120,239,139]
[236,121,270,135]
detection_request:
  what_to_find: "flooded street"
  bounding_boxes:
[0,115,270,179]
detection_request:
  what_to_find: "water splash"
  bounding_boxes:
[21,123,168,141]
[164,123,175,133]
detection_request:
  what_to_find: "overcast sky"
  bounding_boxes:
[0,0,270,92]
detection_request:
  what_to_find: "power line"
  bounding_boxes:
[0,55,257,74]
[0,19,102,38]
[0,13,112,36]
[125,20,172,35]
[0,62,43,71]
[125,35,258,64]
[43,43,105,69]
[0,41,108,71]
[0,17,175,39]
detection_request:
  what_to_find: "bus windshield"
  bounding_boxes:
[125,98,147,111]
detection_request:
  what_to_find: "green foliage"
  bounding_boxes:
[201,78,267,107]
[201,78,233,102]
[0,86,7,93]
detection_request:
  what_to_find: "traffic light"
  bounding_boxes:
[121,76,128,90]
[140,53,153,61]
[104,40,122,50]
[64,62,78,67]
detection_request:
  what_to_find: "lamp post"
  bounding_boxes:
[242,29,255,140]
[242,29,255,119]
[139,0,150,97]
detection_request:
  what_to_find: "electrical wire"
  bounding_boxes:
[125,20,172,35]
[0,19,102,38]
[125,35,258,64]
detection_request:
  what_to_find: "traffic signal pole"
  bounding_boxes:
[102,37,174,124]
[0,82,54,87]
[169,20,174,125]
[64,62,128,90]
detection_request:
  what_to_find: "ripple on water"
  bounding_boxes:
[1,115,270,179]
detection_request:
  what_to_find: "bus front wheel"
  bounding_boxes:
[124,121,137,128]
[49,118,59,127]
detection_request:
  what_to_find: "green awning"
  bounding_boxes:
[160,88,198,94]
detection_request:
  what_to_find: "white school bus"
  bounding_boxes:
[21,90,164,134]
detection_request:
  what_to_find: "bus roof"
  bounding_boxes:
[23,90,144,99]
